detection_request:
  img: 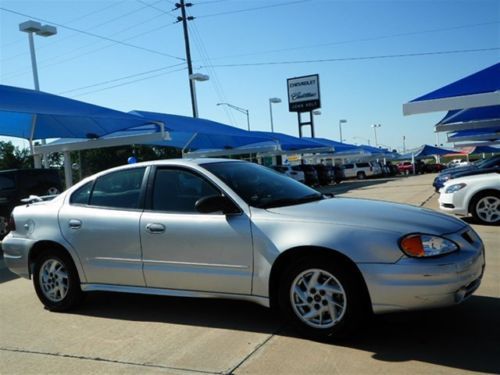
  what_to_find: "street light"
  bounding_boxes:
[19,20,57,169]
[371,124,381,146]
[217,102,250,131]
[268,97,281,132]
[312,110,321,115]
[338,119,347,143]
[189,73,209,118]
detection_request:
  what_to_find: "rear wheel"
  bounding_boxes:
[33,250,84,311]
[278,258,367,340]
[470,191,500,225]
[357,172,366,180]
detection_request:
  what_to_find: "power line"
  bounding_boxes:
[69,66,187,98]
[187,17,237,126]
[1,0,128,48]
[200,47,500,67]
[204,20,500,61]
[1,16,178,81]
[0,6,185,61]
[136,0,177,18]
[59,63,186,95]
[195,0,231,5]
[196,0,310,18]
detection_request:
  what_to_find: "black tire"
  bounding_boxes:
[33,250,84,311]
[469,191,500,225]
[278,257,368,340]
[356,172,366,180]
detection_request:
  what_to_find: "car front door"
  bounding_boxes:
[59,167,147,286]
[140,167,253,294]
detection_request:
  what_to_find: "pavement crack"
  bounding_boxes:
[420,191,437,207]
[0,347,221,374]
[225,325,284,374]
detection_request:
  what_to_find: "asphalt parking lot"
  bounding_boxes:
[1,173,499,374]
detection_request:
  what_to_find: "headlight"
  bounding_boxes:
[445,183,467,194]
[399,234,459,258]
[441,175,451,181]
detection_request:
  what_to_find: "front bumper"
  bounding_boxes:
[358,228,485,314]
[438,191,468,216]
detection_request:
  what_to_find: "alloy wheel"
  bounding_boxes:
[475,196,500,223]
[39,259,69,302]
[290,268,347,329]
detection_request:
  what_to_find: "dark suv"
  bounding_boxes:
[0,169,63,238]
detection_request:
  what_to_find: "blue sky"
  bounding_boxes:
[1,0,499,152]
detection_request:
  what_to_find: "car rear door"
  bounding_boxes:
[58,167,148,286]
[139,166,253,294]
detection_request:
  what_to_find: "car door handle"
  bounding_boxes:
[68,219,82,229]
[145,223,166,233]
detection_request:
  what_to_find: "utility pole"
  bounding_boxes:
[175,1,196,117]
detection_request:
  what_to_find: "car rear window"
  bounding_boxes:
[89,168,145,209]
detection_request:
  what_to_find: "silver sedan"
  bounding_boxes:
[2,159,485,339]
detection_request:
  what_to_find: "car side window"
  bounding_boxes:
[343,164,353,169]
[152,168,220,213]
[70,181,93,205]
[89,168,145,209]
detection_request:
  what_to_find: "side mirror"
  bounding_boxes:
[195,195,241,215]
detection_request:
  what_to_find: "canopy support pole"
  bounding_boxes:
[63,151,73,189]
[411,153,416,175]
[29,114,43,168]
[182,132,198,158]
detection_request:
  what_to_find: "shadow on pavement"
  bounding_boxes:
[72,292,499,373]
[0,250,19,284]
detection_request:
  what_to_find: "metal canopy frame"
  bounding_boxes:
[436,119,500,132]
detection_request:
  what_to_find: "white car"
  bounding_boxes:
[341,162,375,179]
[448,159,471,168]
[270,165,305,183]
[439,172,500,224]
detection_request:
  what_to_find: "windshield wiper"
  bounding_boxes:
[260,194,323,209]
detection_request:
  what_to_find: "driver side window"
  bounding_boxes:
[152,168,220,213]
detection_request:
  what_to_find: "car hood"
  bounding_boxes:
[265,197,466,235]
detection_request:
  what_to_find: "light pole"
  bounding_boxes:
[268,97,281,132]
[403,135,406,153]
[338,119,347,143]
[371,124,381,146]
[189,73,209,118]
[19,20,57,169]
[217,103,250,131]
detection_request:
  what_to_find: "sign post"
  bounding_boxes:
[287,74,321,138]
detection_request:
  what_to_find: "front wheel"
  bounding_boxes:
[278,258,367,340]
[356,172,366,180]
[470,192,500,225]
[33,250,84,311]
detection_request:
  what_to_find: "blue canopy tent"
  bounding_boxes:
[447,127,500,143]
[403,63,500,115]
[131,111,278,155]
[0,85,159,141]
[466,145,500,154]
[0,84,167,187]
[303,138,360,154]
[435,105,500,132]
[397,144,459,160]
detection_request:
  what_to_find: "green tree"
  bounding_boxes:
[0,141,32,170]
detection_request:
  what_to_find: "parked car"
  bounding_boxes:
[296,164,319,186]
[397,162,414,175]
[439,172,500,225]
[433,156,500,192]
[0,169,62,239]
[270,165,305,183]
[314,164,334,185]
[422,163,447,173]
[3,159,485,340]
[341,162,374,179]
[448,159,471,168]
[369,161,383,177]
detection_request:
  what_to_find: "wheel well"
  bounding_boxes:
[28,241,72,277]
[468,189,500,214]
[268,246,372,312]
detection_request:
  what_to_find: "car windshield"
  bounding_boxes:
[202,161,323,208]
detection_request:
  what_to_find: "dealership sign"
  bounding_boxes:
[287,74,321,112]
